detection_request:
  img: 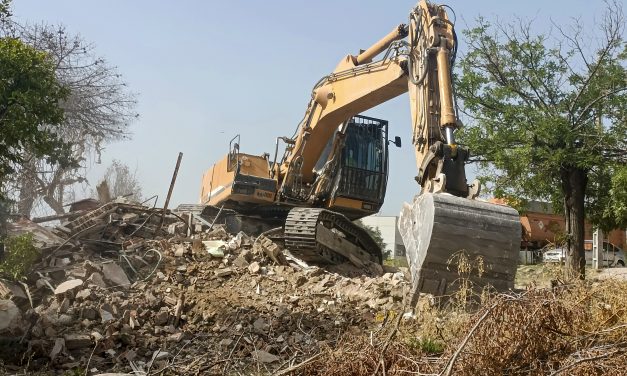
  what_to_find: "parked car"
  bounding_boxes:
[584,240,625,267]
[544,241,626,267]
[543,248,566,263]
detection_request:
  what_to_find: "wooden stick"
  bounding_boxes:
[157,152,183,233]
[274,353,322,376]
[549,349,623,376]
[173,291,185,327]
[441,301,498,376]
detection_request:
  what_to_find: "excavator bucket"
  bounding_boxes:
[399,193,520,298]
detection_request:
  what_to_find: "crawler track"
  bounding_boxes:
[181,204,383,266]
[284,208,382,265]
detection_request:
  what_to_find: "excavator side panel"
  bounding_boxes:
[200,153,277,207]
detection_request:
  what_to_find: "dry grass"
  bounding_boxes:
[297,279,627,376]
[515,263,609,289]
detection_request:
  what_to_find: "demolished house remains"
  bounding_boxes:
[0,191,408,374]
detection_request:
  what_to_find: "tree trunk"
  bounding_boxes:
[0,198,8,260]
[560,166,588,279]
[17,173,36,218]
[16,158,38,217]
[42,191,66,215]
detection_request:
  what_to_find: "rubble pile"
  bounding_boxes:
[0,200,408,375]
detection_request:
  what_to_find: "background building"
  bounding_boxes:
[361,215,405,259]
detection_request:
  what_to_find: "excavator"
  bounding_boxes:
[199,1,521,296]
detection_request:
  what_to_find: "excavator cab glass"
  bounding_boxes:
[332,115,389,212]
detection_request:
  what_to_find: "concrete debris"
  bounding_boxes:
[0,199,410,374]
[100,307,115,323]
[251,349,280,363]
[173,245,186,257]
[0,299,22,334]
[151,350,170,361]
[247,261,261,274]
[154,310,169,326]
[7,218,66,249]
[214,267,234,277]
[256,235,287,265]
[63,333,92,350]
[203,240,226,257]
[50,337,65,360]
[87,272,107,289]
[0,279,27,300]
[75,288,92,301]
[233,255,250,268]
[54,279,84,295]
[101,262,130,287]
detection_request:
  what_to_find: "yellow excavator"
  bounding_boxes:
[199,1,520,296]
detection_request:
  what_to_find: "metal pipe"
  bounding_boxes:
[356,24,408,65]
[208,204,225,231]
[271,137,280,178]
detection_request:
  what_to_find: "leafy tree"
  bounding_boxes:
[0,37,71,194]
[1,18,137,216]
[607,166,627,228]
[0,30,70,254]
[587,164,627,231]
[456,2,626,278]
[0,0,10,21]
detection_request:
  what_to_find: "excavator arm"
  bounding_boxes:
[278,2,476,203]
[276,25,408,202]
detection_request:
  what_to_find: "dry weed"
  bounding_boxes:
[298,279,627,376]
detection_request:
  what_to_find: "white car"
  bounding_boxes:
[585,241,626,267]
[543,248,565,263]
[544,242,626,267]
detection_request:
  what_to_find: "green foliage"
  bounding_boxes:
[0,0,11,22]
[0,233,39,281]
[406,337,444,355]
[62,368,86,376]
[607,166,627,228]
[456,9,627,231]
[383,257,408,267]
[587,164,627,231]
[0,37,73,191]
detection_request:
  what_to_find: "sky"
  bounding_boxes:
[13,0,596,216]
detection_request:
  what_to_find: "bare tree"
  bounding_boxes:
[1,21,138,216]
[99,160,143,202]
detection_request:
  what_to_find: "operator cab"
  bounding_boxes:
[315,115,394,219]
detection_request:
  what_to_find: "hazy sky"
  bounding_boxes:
[14,0,595,215]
